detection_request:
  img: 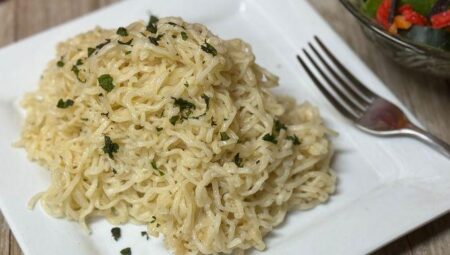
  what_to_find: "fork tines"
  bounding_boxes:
[297,36,377,121]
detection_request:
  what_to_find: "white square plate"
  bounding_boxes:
[1,0,449,254]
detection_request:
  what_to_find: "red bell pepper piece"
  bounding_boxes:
[377,0,392,29]
[398,4,427,26]
[431,10,450,29]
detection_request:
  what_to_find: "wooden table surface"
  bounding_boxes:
[0,0,449,254]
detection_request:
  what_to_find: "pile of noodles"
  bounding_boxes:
[17,17,336,255]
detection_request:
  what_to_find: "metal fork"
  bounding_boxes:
[297,36,450,158]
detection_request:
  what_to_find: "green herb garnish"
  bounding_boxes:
[71,65,86,83]
[201,94,210,110]
[112,168,117,174]
[184,81,189,88]
[170,115,180,125]
[168,22,177,26]
[150,216,156,223]
[151,160,164,176]
[103,136,119,159]
[262,133,277,144]
[118,39,133,45]
[287,135,301,145]
[156,127,163,132]
[71,65,80,76]
[116,27,129,36]
[234,153,243,167]
[95,39,111,51]
[98,39,111,49]
[56,99,74,109]
[180,31,188,40]
[125,50,132,55]
[141,231,149,240]
[76,59,83,66]
[98,74,115,92]
[173,97,196,112]
[151,160,158,170]
[57,58,65,67]
[169,97,196,125]
[274,120,287,133]
[120,247,131,255]
[201,41,217,56]
[111,227,121,241]
[146,15,159,33]
[149,34,164,46]
[220,132,230,141]
[191,112,206,120]
[87,47,96,57]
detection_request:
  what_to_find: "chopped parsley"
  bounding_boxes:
[170,98,196,124]
[76,59,83,66]
[103,136,119,159]
[184,81,189,88]
[234,153,243,167]
[56,99,74,109]
[88,39,112,57]
[98,74,115,92]
[173,97,196,112]
[120,247,131,255]
[57,57,65,67]
[262,133,277,144]
[156,127,163,132]
[118,39,133,45]
[125,50,132,55]
[146,15,159,33]
[180,31,188,40]
[71,65,85,82]
[150,216,156,223]
[151,160,164,176]
[168,22,178,26]
[87,47,96,57]
[149,34,164,46]
[287,135,301,145]
[201,94,210,110]
[112,168,117,174]
[201,41,217,56]
[151,160,158,170]
[220,132,230,141]
[191,112,206,120]
[170,115,180,125]
[111,227,121,241]
[96,39,111,50]
[274,120,287,133]
[116,27,128,36]
[141,231,149,240]
[172,35,177,39]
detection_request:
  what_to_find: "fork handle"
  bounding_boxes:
[404,124,450,159]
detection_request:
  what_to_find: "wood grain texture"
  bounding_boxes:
[0,0,448,255]
[0,214,10,255]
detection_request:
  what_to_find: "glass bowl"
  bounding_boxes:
[339,0,450,78]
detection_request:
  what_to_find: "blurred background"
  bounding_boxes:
[0,1,448,255]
